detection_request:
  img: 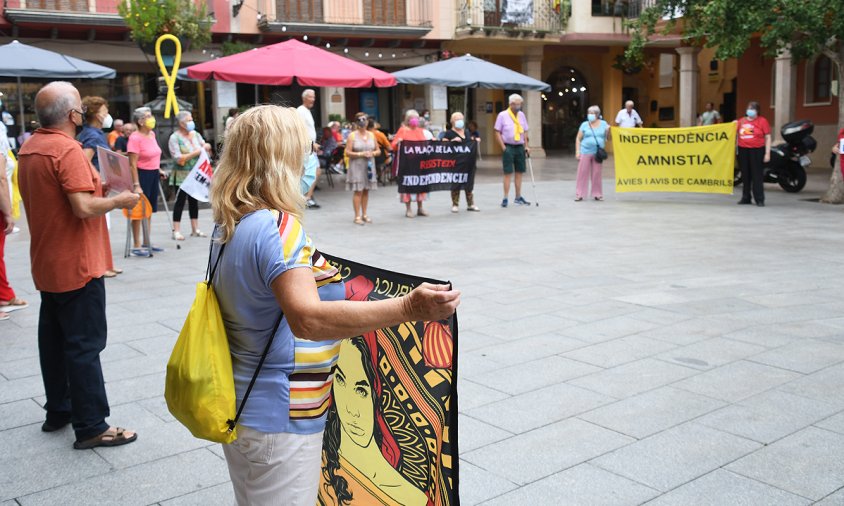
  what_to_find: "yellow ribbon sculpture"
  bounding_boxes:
[155,34,182,118]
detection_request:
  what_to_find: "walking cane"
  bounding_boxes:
[158,177,180,250]
[526,152,539,207]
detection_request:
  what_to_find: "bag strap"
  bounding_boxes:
[588,122,601,145]
[226,309,284,433]
[225,212,286,434]
[205,229,225,286]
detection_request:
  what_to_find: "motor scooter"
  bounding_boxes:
[734,119,816,193]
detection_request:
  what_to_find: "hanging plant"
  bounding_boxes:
[119,0,213,51]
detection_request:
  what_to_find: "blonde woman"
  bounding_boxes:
[345,112,379,225]
[209,105,460,506]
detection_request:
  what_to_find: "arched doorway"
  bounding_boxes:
[542,66,589,152]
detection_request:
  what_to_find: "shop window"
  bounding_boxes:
[805,56,836,105]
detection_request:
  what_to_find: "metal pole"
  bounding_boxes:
[254,84,259,105]
[17,77,24,137]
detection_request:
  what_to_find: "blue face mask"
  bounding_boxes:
[301,152,318,195]
[186,120,196,132]
[454,119,465,129]
[587,113,597,122]
[746,109,757,119]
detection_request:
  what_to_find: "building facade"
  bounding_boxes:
[0,0,837,159]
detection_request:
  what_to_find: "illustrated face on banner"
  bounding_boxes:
[335,340,376,449]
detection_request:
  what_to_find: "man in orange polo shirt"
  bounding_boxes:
[18,81,140,450]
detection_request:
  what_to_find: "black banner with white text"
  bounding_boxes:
[397,140,477,194]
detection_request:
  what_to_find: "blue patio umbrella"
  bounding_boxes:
[391,54,551,92]
[392,54,550,119]
[0,40,116,130]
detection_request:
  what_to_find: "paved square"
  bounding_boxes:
[3,157,844,504]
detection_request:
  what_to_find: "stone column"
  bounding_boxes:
[602,47,623,152]
[522,46,546,158]
[773,49,796,142]
[424,85,448,138]
[676,46,701,127]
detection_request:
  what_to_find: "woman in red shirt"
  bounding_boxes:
[736,101,771,207]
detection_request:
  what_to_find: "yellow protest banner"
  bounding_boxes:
[613,123,736,194]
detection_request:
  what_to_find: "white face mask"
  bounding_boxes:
[101,113,113,130]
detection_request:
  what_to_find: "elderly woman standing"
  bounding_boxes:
[442,111,480,213]
[574,105,610,201]
[168,110,211,240]
[78,96,121,277]
[127,106,163,256]
[345,112,379,225]
[209,105,459,505]
[391,109,433,218]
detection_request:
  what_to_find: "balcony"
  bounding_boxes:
[591,0,656,18]
[3,0,124,26]
[259,0,432,38]
[456,0,563,37]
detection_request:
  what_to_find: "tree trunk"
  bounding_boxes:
[820,45,844,204]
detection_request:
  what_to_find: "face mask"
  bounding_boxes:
[186,120,196,132]
[587,113,597,122]
[454,119,465,129]
[357,117,368,128]
[424,114,430,120]
[511,105,521,112]
[408,118,420,128]
[746,109,757,119]
[101,113,113,130]
[145,117,156,129]
[301,152,318,195]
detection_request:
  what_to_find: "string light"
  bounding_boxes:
[378,52,382,58]
[281,26,287,32]
[303,35,308,41]
[344,48,349,54]
[364,51,369,57]
[325,42,330,48]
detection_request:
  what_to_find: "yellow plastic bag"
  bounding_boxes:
[9,150,21,220]
[165,280,238,443]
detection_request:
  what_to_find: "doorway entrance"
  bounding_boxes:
[542,66,589,152]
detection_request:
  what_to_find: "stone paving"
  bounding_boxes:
[3,155,844,505]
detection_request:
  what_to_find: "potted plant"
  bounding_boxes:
[119,0,213,53]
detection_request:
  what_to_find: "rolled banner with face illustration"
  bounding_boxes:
[318,255,459,506]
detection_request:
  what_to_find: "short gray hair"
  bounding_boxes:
[450,111,464,123]
[587,105,601,115]
[404,109,420,121]
[35,81,77,128]
[133,107,151,125]
[509,94,523,104]
[175,110,192,123]
[302,89,315,99]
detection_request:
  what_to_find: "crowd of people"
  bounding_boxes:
[4,78,844,505]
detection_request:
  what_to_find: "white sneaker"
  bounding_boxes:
[451,205,459,213]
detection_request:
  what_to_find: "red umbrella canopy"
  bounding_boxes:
[185,39,396,88]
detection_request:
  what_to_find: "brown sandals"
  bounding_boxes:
[73,427,138,450]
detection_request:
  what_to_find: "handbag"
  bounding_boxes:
[589,122,608,163]
[165,233,284,443]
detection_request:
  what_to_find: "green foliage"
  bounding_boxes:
[119,0,212,49]
[221,40,255,56]
[624,0,844,64]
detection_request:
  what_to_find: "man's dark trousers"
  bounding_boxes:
[39,277,110,441]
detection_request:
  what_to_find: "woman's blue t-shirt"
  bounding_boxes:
[78,125,109,171]
[579,120,609,155]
